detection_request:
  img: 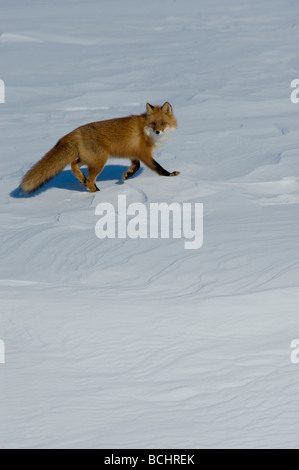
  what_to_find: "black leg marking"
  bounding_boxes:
[152,160,171,176]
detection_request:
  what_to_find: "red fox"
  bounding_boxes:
[20,102,179,193]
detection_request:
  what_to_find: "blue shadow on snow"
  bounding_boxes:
[10,164,143,198]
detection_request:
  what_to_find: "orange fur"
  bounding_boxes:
[20,102,178,193]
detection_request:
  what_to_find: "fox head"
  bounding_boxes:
[144,102,177,147]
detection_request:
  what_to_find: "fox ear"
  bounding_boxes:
[161,102,172,115]
[146,103,155,115]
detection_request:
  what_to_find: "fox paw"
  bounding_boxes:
[170,171,180,176]
[122,171,134,181]
[89,185,100,193]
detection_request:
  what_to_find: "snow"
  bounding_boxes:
[1,0,299,449]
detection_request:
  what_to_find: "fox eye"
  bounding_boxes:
[161,121,166,126]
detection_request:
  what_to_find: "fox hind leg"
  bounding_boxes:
[85,166,101,192]
[85,155,109,193]
[122,159,141,181]
[71,158,86,186]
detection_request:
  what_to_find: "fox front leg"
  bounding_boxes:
[122,159,141,181]
[143,156,180,177]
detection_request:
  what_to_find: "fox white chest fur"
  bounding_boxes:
[144,126,176,151]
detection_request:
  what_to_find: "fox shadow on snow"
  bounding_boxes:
[11,164,144,198]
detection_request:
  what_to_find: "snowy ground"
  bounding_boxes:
[1,0,299,449]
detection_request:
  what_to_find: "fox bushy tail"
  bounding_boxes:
[20,136,78,193]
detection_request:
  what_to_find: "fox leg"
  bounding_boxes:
[71,158,86,186]
[85,155,109,192]
[141,154,180,177]
[122,159,140,181]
